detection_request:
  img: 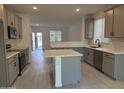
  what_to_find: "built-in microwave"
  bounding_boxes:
[8,26,17,39]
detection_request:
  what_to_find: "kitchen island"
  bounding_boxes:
[44,49,83,88]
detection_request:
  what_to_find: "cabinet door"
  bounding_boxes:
[85,19,89,39]
[18,16,22,39]
[94,50,103,70]
[83,48,88,62]
[0,5,2,19]
[104,9,114,38]
[15,59,19,77]
[8,61,16,85]
[6,10,15,27]
[84,48,94,65]
[14,15,19,38]
[103,53,115,78]
[87,49,94,65]
[103,59,114,77]
[8,55,19,85]
[113,5,124,37]
[85,18,94,39]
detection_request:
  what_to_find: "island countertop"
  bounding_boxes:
[44,49,83,57]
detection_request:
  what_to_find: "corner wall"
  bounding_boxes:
[68,20,82,41]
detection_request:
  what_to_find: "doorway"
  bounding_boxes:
[32,32,43,50]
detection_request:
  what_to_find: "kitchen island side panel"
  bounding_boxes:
[115,54,124,80]
[61,56,81,86]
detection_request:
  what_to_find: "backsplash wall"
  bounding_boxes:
[109,38,124,49]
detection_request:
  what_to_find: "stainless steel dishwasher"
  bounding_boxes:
[93,50,103,71]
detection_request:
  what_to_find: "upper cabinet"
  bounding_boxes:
[14,15,22,39]
[0,5,3,19]
[85,17,94,39]
[104,9,113,38]
[17,16,22,39]
[105,5,124,38]
[6,8,22,39]
[6,10,15,27]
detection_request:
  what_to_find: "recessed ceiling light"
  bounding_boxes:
[33,6,37,10]
[76,8,80,12]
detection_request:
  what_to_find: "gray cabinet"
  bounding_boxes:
[14,15,22,39]
[85,17,94,39]
[7,54,19,85]
[6,10,15,27]
[17,16,22,39]
[113,5,124,37]
[94,50,103,71]
[105,5,124,38]
[6,8,22,39]
[104,9,113,38]
[84,47,94,65]
[0,5,3,19]
[102,52,115,78]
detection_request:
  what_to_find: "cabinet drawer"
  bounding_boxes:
[103,52,114,59]
[103,56,114,63]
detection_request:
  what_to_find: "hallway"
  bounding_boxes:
[13,49,52,88]
[13,49,124,89]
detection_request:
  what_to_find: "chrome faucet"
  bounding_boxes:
[95,39,101,47]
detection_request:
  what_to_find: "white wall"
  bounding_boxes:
[31,26,69,49]
[68,20,82,41]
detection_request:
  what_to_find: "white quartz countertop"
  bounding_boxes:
[6,52,19,59]
[44,49,83,57]
[51,42,87,48]
[85,46,124,55]
[50,41,124,55]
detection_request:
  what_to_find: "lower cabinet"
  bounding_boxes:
[83,47,124,80]
[102,52,115,78]
[84,47,94,65]
[73,47,84,62]
[7,54,19,86]
[94,50,103,71]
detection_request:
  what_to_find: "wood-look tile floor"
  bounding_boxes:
[13,49,124,89]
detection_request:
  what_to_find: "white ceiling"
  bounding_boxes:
[5,4,111,27]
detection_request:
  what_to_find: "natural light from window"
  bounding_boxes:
[94,17,111,44]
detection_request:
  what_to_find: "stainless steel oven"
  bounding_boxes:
[94,50,103,71]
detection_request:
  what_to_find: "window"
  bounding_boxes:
[94,17,111,44]
[50,30,62,42]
